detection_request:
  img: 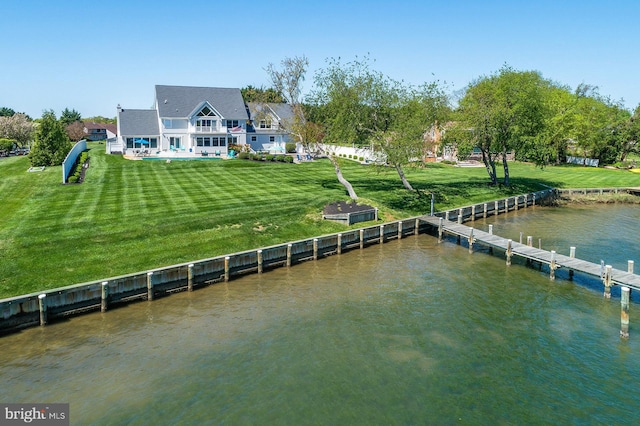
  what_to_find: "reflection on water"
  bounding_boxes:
[1,205,639,424]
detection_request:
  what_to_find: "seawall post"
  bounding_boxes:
[101,281,109,311]
[38,294,47,326]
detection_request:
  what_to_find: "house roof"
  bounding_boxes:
[84,122,117,135]
[156,85,248,120]
[246,102,295,122]
[118,109,159,136]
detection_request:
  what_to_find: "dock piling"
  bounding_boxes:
[621,287,630,339]
[224,257,230,281]
[550,251,556,280]
[604,265,613,299]
[488,224,493,235]
[258,249,264,272]
[337,234,342,254]
[628,260,634,274]
[438,217,444,243]
[469,228,474,253]
[287,244,292,267]
[506,239,512,266]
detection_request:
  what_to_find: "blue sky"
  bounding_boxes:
[1,0,638,118]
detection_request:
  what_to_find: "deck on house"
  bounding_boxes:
[419,215,640,291]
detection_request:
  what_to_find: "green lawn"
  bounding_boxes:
[0,144,638,298]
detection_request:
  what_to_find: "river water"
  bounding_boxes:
[1,204,639,425]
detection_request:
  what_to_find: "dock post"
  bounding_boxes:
[468,228,474,253]
[603,265,612,299]
[398,221,403,239]
[519,232,523,244]
[414,218,420,235]
[224,256,230,281]
[445,211,449,221]
[538,238,542,249]
[258,249,264,272]
[360,229,364,249]
[101,281,109,311]
[515,196,519,211]
[532,194,536,206]
[287,244,292,267]
[438,217,443,243]
[506,239,512,266]
[312,240,318,260]
[337,234,342,254]
[527,236,533,247]
[489,224,493,235]
[628,260,634,274]
[483,203,487,218]
[187,264,194,291]
[379,225,384,244]
[570,247,576,258]
[550,251,556,280]
[524,194,528,207]
[147,272,154,301]
[495,200,499,216]
[38,294,47,326]
[457,208,463,224]
[471,205,476,221]
[621,287,630,339]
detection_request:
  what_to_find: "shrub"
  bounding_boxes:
[285,143,296,153]
[284,156,294,163]
[265,154,275,161]
[275,155,286,162]
[0,138,16,152]
[238,152,249,160]
[359,157,364,161]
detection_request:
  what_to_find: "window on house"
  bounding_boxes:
[226,120,239,128]
[163,119,172,128]
[170,137,181,148]
[196,119,213,132]
[269,136,275,142]
[220,137,227,146]
[197,106,215,116]
[260,120,272,129]
[251,136,257,142]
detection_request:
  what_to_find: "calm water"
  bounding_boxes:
[1,204,639,425]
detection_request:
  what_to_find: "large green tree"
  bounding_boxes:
[29,110,72,166]
[0,107,16,117]
[451,66,548,186]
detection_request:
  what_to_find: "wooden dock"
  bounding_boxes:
[420,215,640,292]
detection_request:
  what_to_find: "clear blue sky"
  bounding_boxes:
[1,0,638,119]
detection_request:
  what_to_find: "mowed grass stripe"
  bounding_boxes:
[1,143,639,297]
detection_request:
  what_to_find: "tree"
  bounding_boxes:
[452,66,548,186]
[0,113,35,147]
[0,107,16,117]
[619,104,640,162]
[60,108,82,126]
[66,121,86,142]
[241,85,285,103]
[266,55,359,200]
[373,82,450,192]
[29,110,72,166]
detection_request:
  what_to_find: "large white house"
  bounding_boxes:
[111,85,293,157]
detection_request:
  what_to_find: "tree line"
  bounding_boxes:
[0,107,115,166]
[262,57,639,196]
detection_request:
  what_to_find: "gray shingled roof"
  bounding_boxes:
[246,102,294,122]
[156,85,248,120]
[118,109,159,136]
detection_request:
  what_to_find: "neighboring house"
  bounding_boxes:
[245,102,294,153]
[84,122,117,141]
[114,85,294,158]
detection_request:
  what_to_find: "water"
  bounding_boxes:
[1,205,639,425]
